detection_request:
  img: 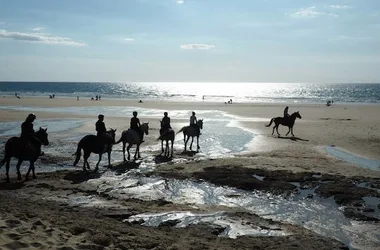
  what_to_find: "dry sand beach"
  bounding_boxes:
[1,96,380,249]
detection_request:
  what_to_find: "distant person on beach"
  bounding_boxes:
[20,113,43,156]
[283,106,290,119]
[190,111,201,135]
[139,100,143,103]
[77,96,79,101]
[99,95,101,100]
[160,112,172,135]
[130,111,144,142]
[95,114,113,146]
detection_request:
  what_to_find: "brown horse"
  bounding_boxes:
[266,111,302,137]
[73,129,117,171]
[157,121,175,158]
[0,127,49,182]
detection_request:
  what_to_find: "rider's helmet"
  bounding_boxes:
[26,113,36,121]
[98,114,104,119]
[164,112,168,116]
[133,111,138,116]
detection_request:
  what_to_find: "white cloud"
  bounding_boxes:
[290,7,337,18]
[32,27,45,32]
[180,44,215,50]
[329,5,352,9]
[177,0,184,4]
[0,29,85,46]
[124,37,135,41]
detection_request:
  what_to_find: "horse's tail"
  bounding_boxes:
[176,127,185,135]
[73,142,82,167]
[0,139,13,168]
[115,133,124,144]
[265,118,275,127]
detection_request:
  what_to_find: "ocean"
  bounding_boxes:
[1,82,380,104]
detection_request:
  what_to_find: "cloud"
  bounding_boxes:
[124,37,135,41]
[0,29,85,46]
[177,0,184,4]
[32,27,45,32]
[329,5,352,9]
[289,7,337,18]
[180,44,215,50]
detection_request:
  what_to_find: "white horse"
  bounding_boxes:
[115,123,149,161]
[176,120,203,152]
[157,121,175,158]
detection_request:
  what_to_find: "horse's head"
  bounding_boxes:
[197,119,203,129]
[107,128,117,143]
[141,122,149,135]
[294,111,302,119]
[35,127,49,146]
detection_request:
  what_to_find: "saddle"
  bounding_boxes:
[160,128,172,136]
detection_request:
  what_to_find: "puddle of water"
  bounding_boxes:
[126,211,291,239]
[322,146,380,171]
[79,170,380,250]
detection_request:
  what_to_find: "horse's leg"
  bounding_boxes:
[107,150,111,167]
[16,159,23,181]
[5,159,11,182]
[161,140,164,155]
[165,140,169,157]
[291,126,295,137]
[95,153,102,171]
[170,139,174,158]
[272,124,275,135]
[137,143,141,159]
[286,126,291,136]
[31,161,36,179]
[185,136,190,152]
[190,137,194,151]
[134,144,139,160]
[122,142,127,162]
[197,136,200,152]
[275,123,280,136]
[83,151,91,171]
[127,144,132,161]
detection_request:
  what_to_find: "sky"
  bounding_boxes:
[0,0,379,83]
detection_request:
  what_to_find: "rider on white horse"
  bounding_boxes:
[130,111,144,143]
[190,111,201,135]
[160,112,172,135]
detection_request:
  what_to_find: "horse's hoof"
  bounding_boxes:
[33,175,37,179]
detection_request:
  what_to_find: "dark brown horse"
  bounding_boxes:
[73,129,116,171]
[266,111,302,137]
[0,127,49,182]
[157,121,175,158]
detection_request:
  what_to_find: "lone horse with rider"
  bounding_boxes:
[266,106,302,137]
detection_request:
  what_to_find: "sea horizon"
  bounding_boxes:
[1,81,380,104]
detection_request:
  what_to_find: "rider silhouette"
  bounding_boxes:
[190,111,201,135]
[160,112,172,135]
[130,111,144,143]
[283,106,290,120]
[96,114,113,146]
[20,113,43,156]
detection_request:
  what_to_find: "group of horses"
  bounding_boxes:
[0,111,301,183]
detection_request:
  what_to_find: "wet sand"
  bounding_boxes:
[1,96,380,249]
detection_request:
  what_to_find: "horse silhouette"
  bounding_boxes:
[73,129,117,171]
[176,120,203,152]
[266,111,302,137]
[115,123,149,161]
[0,127,49,182]
[157,121,175,158]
